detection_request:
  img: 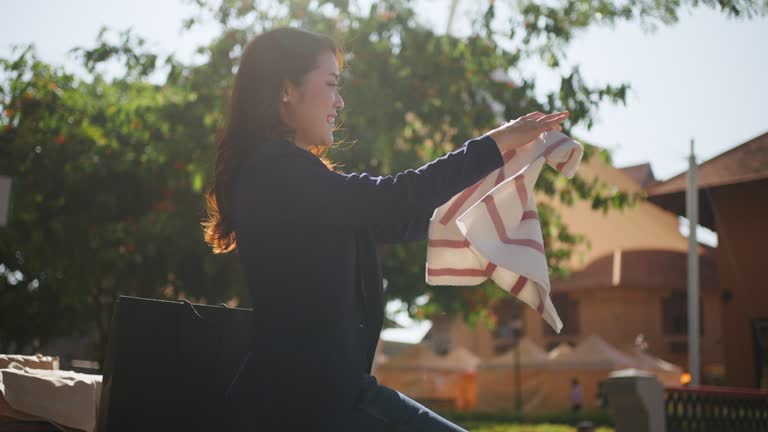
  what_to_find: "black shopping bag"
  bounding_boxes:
[96,296,254,431]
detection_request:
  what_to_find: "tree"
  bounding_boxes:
[1,0,763,359]
[0,35,242,356]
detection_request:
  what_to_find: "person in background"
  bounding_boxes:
[571,377,583,413]
[596,380,608,409]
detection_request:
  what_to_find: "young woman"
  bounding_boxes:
[203,27,568,431]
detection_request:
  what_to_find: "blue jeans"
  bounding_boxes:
[348,374,469,432]
[222,372,468,431]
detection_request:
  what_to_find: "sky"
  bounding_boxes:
[3,0,765,343]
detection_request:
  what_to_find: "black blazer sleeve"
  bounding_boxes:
[370,212,432,244]
[248,134,504,226]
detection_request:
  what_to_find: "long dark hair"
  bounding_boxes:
[202,27,343,254]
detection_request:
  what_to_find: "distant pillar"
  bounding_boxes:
[602,369,666,432]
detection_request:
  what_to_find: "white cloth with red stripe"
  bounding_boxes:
[425,130,583,333]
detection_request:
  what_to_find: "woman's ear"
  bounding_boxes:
[281,80,297,104]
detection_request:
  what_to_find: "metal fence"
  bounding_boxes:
[665,385,768,432]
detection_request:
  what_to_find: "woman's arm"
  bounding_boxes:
[241,135,503,226]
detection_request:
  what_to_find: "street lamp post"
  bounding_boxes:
[687,138,700,385]
[0,175,12,227]
[511,319,523,414]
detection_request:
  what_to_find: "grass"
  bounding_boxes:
[442,409,615,432]
[454,423,614,432]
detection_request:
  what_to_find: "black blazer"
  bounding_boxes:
[229,134,503,430]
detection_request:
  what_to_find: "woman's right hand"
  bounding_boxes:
[488,111,570,154]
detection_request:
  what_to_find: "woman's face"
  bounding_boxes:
[280,50,344,149]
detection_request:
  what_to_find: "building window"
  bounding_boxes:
[662,293,704,335]
[668,341,688,354]
[544,293,579,336]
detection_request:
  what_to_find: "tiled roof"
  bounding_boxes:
[647,130,768,196]
[644,130,768,229]
[619,162,658,188]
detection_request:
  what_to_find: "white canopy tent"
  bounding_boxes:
[547,342,573,360]
[378,344,442,370]
[434,346,481,372]
[548,335,636,370]
[479,338,550,369]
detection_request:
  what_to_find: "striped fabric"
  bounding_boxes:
[425,131,584,333]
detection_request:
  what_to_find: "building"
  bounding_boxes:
[646,130,768,388]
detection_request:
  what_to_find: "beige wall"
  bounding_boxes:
[522,287,723,370]
[432,285,723,374]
